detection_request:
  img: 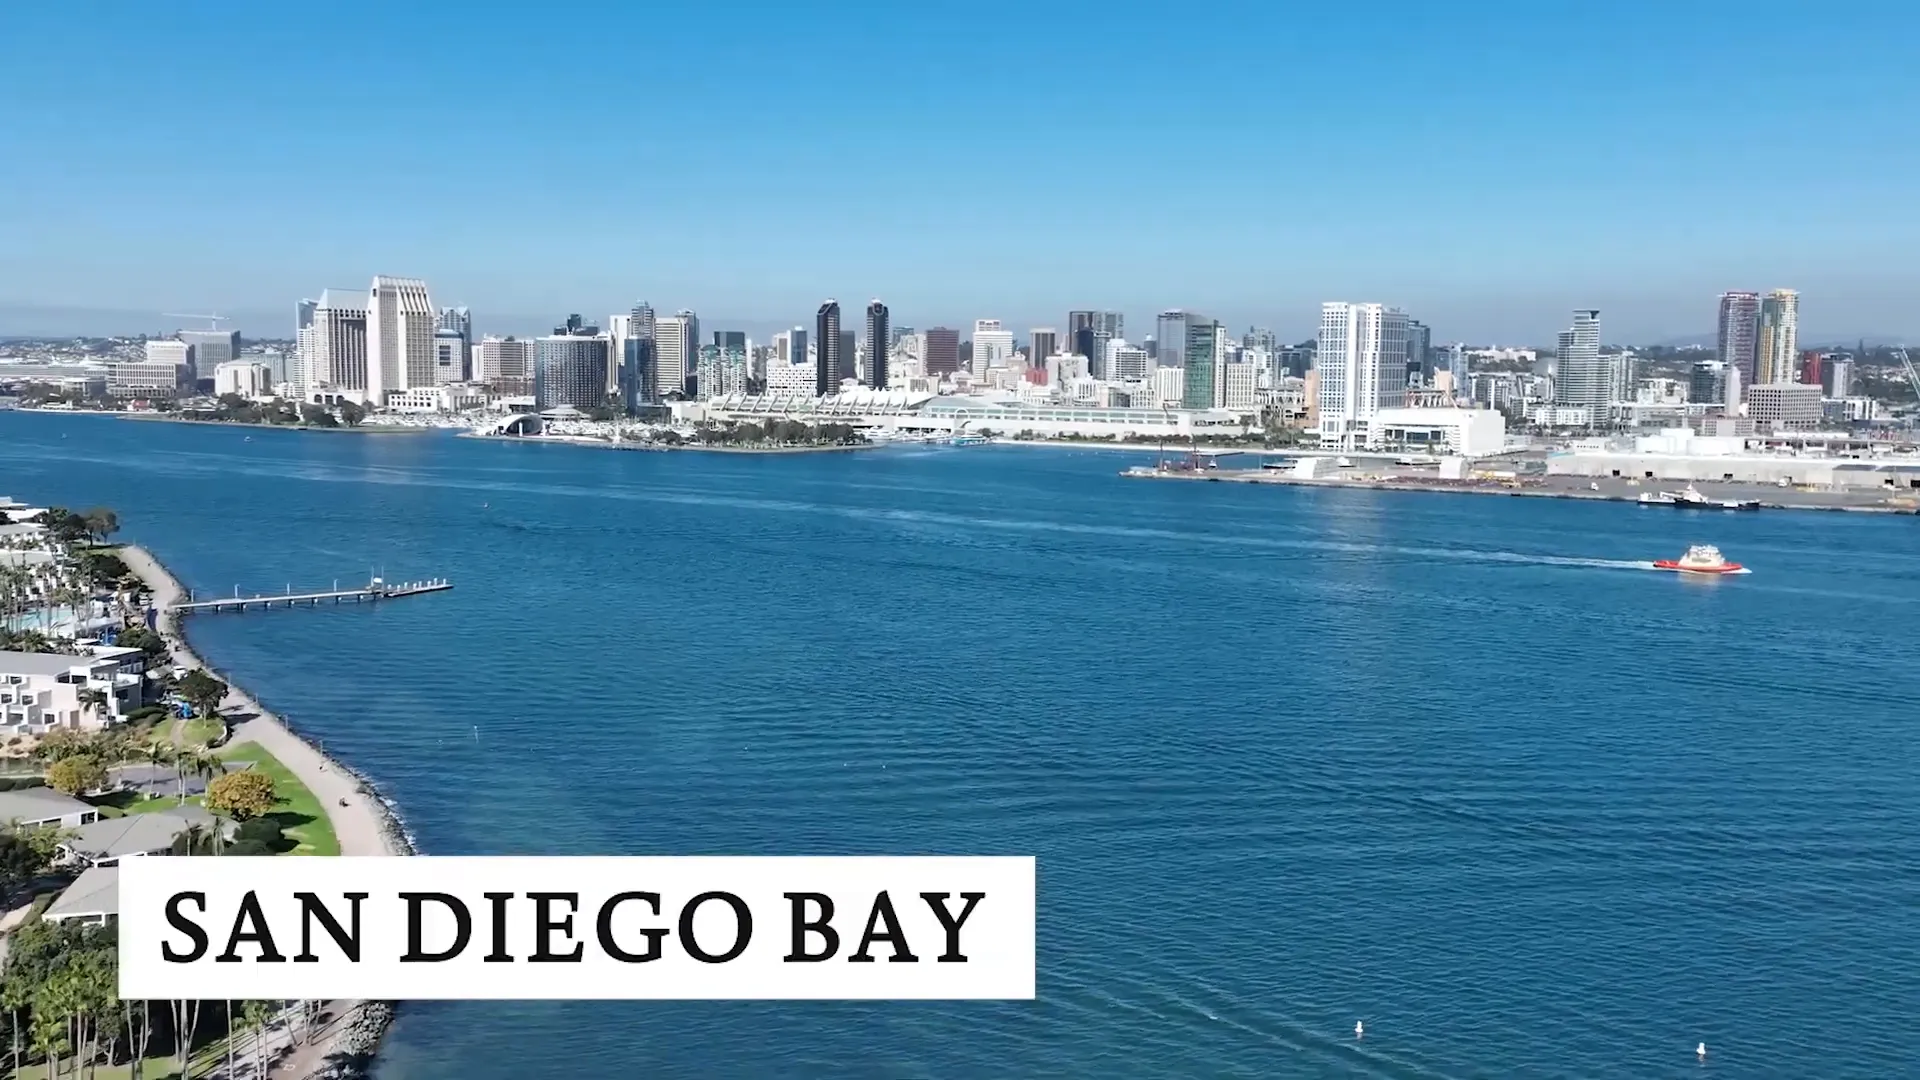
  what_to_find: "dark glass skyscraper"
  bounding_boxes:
[925,327,960,377]
[866,300,890,388]
[815,300,842,395]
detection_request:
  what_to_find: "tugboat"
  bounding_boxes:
[1653,544,1749,575]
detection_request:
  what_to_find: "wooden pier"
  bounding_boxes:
[170,577,453,614]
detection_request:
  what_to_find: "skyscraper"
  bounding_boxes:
[1029,328,1058,370]
[308,288,368,401]
[816,300,842,395]
[620,302,657,404]
[366,275,436,405]
[1756,289,1799,384]
[924,327,960,377]
[972,319,1014,374]
[1554,309,1606,408]
[865,300,890,389]
[1316,303,1409,450]
[296,299,317,333]
[1180,314,1222,409]
[479,336,535,395]
[178,329,240,382]
[534,323,610,411]
[1716,291,1761,391]
[1406,320,1432,385]
[654,312,696,399]
[1156,311,1191,369]
[432,329,467,383]
[437,306,471,344]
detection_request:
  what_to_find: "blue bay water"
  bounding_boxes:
[3,410,1917,1079]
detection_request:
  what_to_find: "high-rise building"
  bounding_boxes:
[695,337,750,398]
[1716,291,1761,390]
[1554,309,1606,408]
[178,329,239,382]
[110,340,194,398]
[437,306,471,345]
[865,300,890,389]
[1756,289,1799,384]
[1316,303,1409,449]
[654,312,696,399]
[1028,328,1058,371]
[972,319,1014,374]
[479,336,535,395]
[308,288,369,401]
[1180,314,1222,409]
[534,324,610,411]
[1108,341,1152,381]
[296,299,317,332]
[432,329,467,384]
[1156,311,1194,369]
[925,327,960,377]
[1406,320,1432,384]
[1242,326,1278,354]
[815,300,842,395]
[619,302,656,404]
[366,276,436,405]
[1828,356,1853,398]
[838,330,856,385]
[1689,360,1728,407]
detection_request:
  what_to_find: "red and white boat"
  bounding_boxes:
[1654,544,1748,575]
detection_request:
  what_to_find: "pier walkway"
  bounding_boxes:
[170,577,452,614]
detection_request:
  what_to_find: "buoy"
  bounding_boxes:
[1355,1020,1364,1039]
[1697,1042,1707,1060]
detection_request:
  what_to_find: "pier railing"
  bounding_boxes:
[169,578,452,614]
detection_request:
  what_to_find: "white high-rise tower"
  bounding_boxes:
[1316,302,1409,450]
[366,276,436,405]
[1554,309,1606,408]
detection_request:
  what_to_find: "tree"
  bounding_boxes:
[206,771,276,821]
[45,756,107,797]
[80,509,118,546]
[241,1000,274,1079]
[75,689,107,727]
[0,832,45,898]
[337,399,366,426]
[175,670,227,724]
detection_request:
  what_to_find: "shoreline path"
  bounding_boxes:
[119,545,406,1080]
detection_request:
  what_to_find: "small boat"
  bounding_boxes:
[1654,544,1748,575]
[1638,491,1678,505]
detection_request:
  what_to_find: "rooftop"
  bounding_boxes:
[65,805,219,861]
[0,650,93,677]
[44,865,117,921]
[0,787,95,823]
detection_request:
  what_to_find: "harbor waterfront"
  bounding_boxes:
[2,409,1918,1079]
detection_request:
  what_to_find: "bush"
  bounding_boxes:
[236,818,282,844]
[0,778,47,792]
[224,839,276,857]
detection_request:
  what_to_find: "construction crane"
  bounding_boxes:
[1894,346,1920,404]
[162,313,230,329]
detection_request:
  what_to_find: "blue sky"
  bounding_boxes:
[2,1,1916,343]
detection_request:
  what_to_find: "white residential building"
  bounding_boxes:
[654,312,696,399]
[1152,366,1186,408]
[972,319,1014,373]
[366,275,436,405]
[309,288,369,402]
[1107,341,1152,382]
[1316,302,1409,450]
[1555,309,1607,408]
[213,361,273,398]
[0,649,147,734]
[1220,362,1258,413]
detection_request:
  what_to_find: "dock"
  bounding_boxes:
[170,577,453,614]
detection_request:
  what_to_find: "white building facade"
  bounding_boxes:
[366,275,437,405]
[1316,302,1409,450]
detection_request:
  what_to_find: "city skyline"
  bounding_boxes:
[3,4,1917,342]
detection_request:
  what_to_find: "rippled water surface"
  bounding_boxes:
[4,410,1918,1079]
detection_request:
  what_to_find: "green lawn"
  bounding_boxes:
[217,743,339,856]
[180,714,227,748]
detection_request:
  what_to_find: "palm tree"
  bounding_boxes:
[241,1001,273,1079]
[75,689,108,729]
[185,750,221,807]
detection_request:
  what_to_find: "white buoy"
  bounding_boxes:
[1697,1042,1707,1060]
[1355,1020,1364,1039]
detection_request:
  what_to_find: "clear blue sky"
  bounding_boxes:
[3,1,1916,343]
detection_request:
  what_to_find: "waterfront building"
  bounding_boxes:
[924,326,960,378]
[534,324,611,411]
[109,340,193,399]
[1316,302,1409,450]
[1554,309,1607,409]
[1755,289,1799,385]
[308,288,369,402]
[1220,362,1258,414]
[1746,382,1822,431]
[1151,366,1185,408]
[695,338,751,399]
[0,649,148,733]
[866,300,890,389]
[1179,314,1222,410]
[383,384,489,413]
[1370,406,1507,457]
[366,275,436,406]
[478,335,535,396]
[178,329,239,382]
[814,301,843,395]
[213,361,273,398]
[1716,291,1761,390]
[654,311,697,399]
